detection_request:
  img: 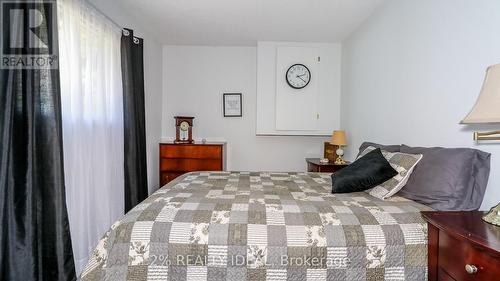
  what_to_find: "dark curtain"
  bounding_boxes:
[121,28,148,212]
[0,2,76,281]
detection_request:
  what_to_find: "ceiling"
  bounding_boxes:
[113,0,386,46]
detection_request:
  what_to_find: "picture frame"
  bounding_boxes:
[223,93,242,117]
[324,142,339,163]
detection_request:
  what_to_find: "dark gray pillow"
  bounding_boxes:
[398,145,491,211]
[357,142,401,158]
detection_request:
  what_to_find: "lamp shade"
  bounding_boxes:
[331,130,347,146]
[461,64,500,124]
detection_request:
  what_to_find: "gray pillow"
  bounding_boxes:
[358,142,401,157]
[398,145,491,211]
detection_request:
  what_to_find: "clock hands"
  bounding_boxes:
[296,75,307,83]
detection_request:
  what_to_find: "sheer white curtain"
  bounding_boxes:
[57,0,124,274]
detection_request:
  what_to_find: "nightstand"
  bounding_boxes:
[421,211,500,281]
[306,158,349,173]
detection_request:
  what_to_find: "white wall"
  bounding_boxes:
[90,0,163,193]
[162,46,329,171]
[342,0,500,210]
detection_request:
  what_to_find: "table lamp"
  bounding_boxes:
[461,63,500,226]
[331,130,347,165]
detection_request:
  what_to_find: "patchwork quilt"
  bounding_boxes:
[81,172,432,281]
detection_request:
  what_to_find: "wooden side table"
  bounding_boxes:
[421,211,500,281]
[306,158,349,173]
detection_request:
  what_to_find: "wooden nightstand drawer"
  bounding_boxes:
[437,268,456,281]
[422,211,500,281]
[438,230,500,280]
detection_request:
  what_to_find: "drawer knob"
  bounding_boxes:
[465,264,478,274]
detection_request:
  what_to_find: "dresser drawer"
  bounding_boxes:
[160,144,222,159]
[160,158,222,172]
[159,143,226,185]
[160,172,185,186]
[438,231,500,280]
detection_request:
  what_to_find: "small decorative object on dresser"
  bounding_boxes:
[174,116,194,144]
[421,211,500,281]
[484,203,500,226]
[223,93,242,117]
[331,130,347,164]
[306,158,349,173]
[319,158,329,164]
[159,142,226,186]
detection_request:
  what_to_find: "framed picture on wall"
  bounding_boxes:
[223,93,242,117]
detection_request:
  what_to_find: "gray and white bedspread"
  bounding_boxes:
[81,172,432,281]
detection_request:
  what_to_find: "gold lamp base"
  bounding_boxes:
[334,156,346,165]
[334,145,346,165]
[483,203,500,227]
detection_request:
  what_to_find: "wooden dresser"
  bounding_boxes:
[159,143,226,186]
[421,211,500,281]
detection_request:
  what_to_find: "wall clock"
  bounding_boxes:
[286,63,311,89]
[174,116,194,144]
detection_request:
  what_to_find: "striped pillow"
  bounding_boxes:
[358,146,423,199]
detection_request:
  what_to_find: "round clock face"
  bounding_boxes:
[179,121,190,131]
[286,64,311,89]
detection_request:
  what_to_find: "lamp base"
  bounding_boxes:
[483,203,500,227]
[335,147,346,165]
[334,156,346,165]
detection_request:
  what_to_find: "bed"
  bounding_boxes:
[81,171,432,281]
